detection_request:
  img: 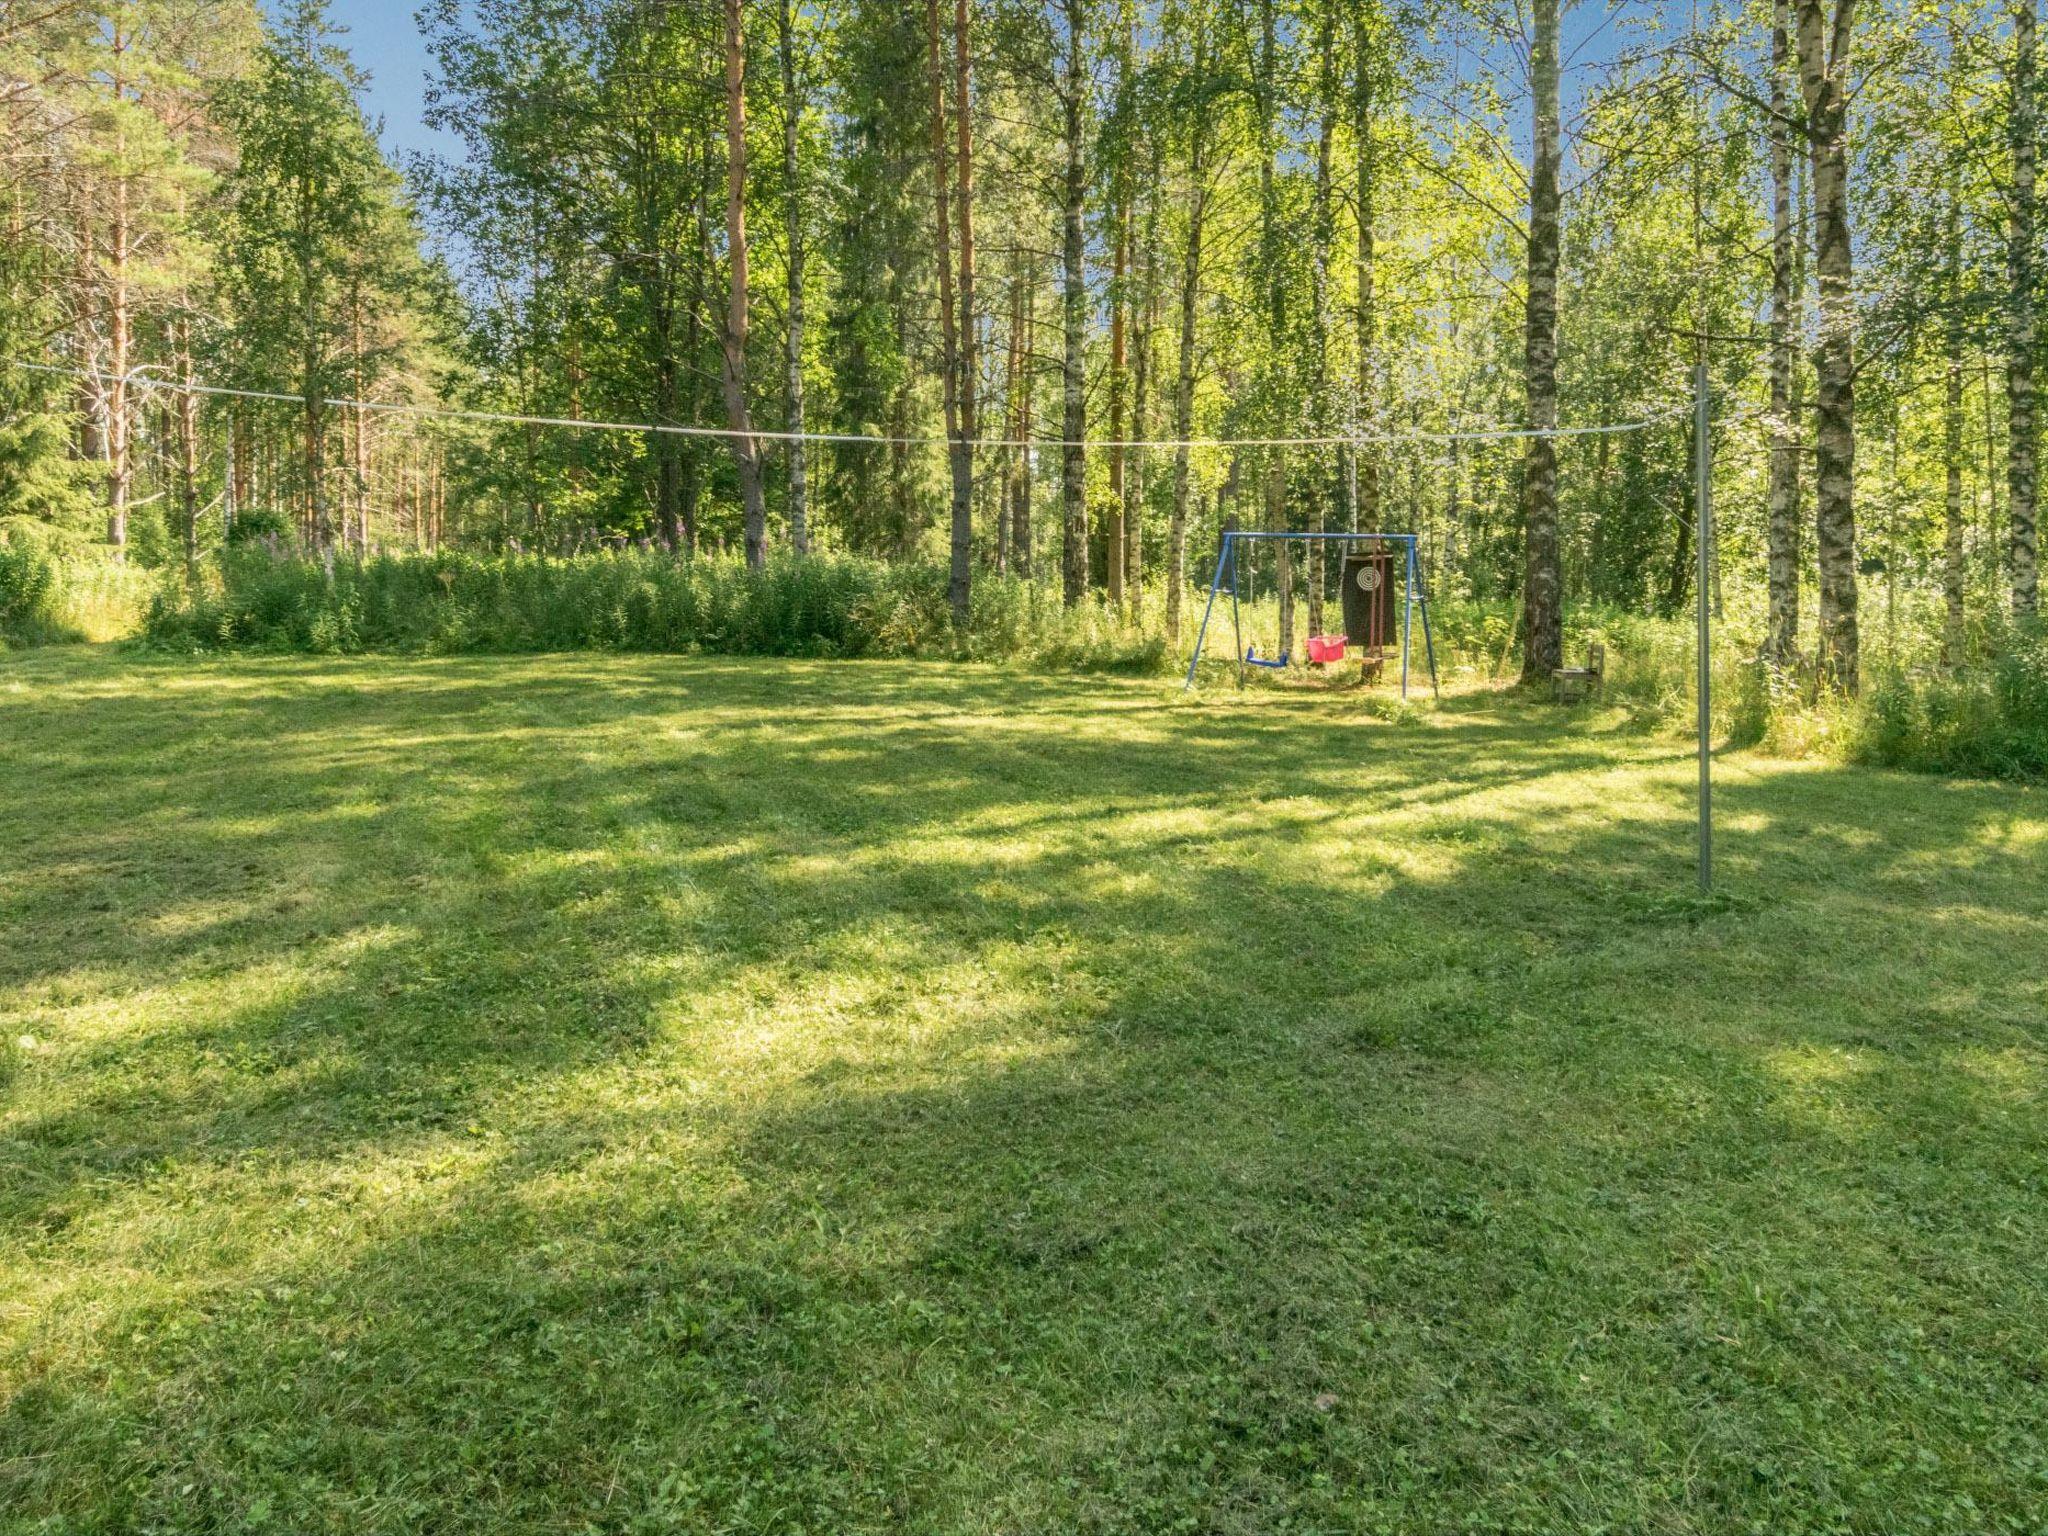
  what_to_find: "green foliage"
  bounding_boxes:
[0,220,98,537]
[143,547,1173,670]
[1849,626,2048,781]
[0,530,158,647]
[0,539,60,641]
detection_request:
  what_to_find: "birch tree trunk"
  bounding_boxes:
[1518,0,1563,683]
[1128,205,1156,616]
[1797,0,1859,690]
[1353,8,1379,533]
[1306,5,1339,641]
[721,0,769,569]
[1945,267,1969,666]
[1257,0,1290,655]
[2010,0,2039,618]
[1766,0,1802,667]
[1109,206,1128,609]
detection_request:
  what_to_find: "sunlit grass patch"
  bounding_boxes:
[1,648,2044,1534]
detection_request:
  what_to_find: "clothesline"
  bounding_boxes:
[10,358,1685,451]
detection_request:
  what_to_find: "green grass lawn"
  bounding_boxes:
[3,649,2044,1534]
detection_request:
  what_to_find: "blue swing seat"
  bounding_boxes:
[1243,646,1289,669]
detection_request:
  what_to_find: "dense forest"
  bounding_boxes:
[3,0,2043,697]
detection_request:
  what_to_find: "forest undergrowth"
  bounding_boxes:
[5,535,2045,780]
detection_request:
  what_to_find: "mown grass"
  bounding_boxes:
[2,648,2044,1534]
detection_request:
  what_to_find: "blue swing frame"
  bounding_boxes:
[1183,531,1441,700]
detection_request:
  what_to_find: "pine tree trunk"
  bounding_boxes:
[1766,0,1802,667]
[955,0,978,579]
[2010,0,2040,618]
[1058,4,1088,607]
[1015,257,1036,577]
[299,146,329,553]
[176,316,200,584]
[998,271,1022,575]
[778,0,809,555]
[925,0,969,625]
[1519,0,1563,684]
[721,0,769,569]
[1168,70,1208,645]
[103,28,132,554]
[1946,333,1969,668]
[107,134,132,554]
[1798,0,1859,690]
[352,296,370,555]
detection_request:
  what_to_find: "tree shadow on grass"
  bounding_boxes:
[2,652,2044,1532]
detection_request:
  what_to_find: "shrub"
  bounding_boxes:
[1838,625,2048,782]
[0,538,59,639]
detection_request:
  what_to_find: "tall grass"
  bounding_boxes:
[124,544,2048,782]
[0,527,159,647]
[143,546,1175,671]
[1847,623,2048,780]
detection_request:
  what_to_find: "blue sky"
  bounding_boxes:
[323,0,460,164]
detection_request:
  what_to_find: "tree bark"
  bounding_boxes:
[2010,0,2040,618]
[998,269,1022,574]
[1766,0,1802,666]
[721,0,768,569]
[1128,204,1156,616]
[1108,205,1128,608]
[1796,0,1859,690]
[1058,0,1089,606]
[176,314,200,583]
[351,292,370,555]
[1167,26,1209,645]
[1353,8,1379,533]
[955,0,977,493]
[1306,1,1340,640]
[925,0,970,624]
[103,20,132,554]
[1015,256,1037,577]
[778,0,809,554]
[1946,310,1969,668]
[1518,0,1563,684]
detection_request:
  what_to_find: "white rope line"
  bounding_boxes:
[9,358,1680,450]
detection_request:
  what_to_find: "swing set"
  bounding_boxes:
[1183,531,1440,699]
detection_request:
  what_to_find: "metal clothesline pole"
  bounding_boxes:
[1695,361,1714,893]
